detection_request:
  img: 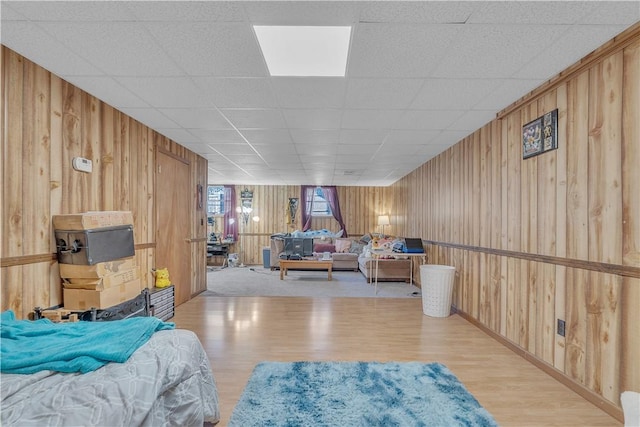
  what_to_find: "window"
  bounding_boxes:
[207,186,225,216]
[307,187,332,217]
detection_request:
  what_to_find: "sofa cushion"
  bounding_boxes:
[331,252,358,261]
[314,243,336,253]
[335,238,352,253]
[349,241,365,254]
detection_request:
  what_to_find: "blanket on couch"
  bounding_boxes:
[0,310,174,374]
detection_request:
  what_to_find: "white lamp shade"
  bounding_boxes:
[377,215,390,226]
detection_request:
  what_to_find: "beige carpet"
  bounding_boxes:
[205,266,421,298]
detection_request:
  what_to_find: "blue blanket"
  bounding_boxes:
[0,310,174,374]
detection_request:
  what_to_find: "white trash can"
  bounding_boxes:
[420,265,456,317]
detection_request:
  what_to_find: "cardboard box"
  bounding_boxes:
[63,267,140,291]
[63,278,141,310]
[59,257,136,278]
[53,211,133,230]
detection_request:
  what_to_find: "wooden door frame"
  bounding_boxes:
[156,146,192,306]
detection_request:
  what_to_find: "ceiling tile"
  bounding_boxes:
[159,108,233,130]
[1,22,104,76]
[348,23,461,78]
[239,129,293,144]
[290,130,340,145]
[243,1,361,25]
[410,78,501,110]
[5,1,138,21]
[473,79,544,110]
[222,109,287,129]
[190,130,246,144]
[345,78,424,109]
[447,110,497,132]
[359,2,481,24]
[144,22,268,77]
[272,78,347,109]
[341,109,403,130]
[282,109,343,129]
[467,1,597,25]
[38,22,184,76]
[395,110,465,131]
[339,130,387,145]
[209,144,259,156]
[385,130,441,145]
[126,1,246,22]
[513,24,636,79]
[193,77,277,108]
[294,144,339,156]
[115,77,212,108]
[431,24,568,79]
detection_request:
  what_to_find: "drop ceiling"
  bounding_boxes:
[2,1,638,186]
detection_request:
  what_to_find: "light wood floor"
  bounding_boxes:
[173,295,620,427]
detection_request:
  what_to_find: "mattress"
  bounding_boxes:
[1,329,220,426]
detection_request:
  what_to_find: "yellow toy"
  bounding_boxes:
[154,267,171,288]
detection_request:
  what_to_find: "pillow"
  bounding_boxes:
[349,241,365,254]
[334,238,352,253]
[360,234,372,244]
[313,243,336,253]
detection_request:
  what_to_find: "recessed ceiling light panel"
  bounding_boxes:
[254,25,351,77]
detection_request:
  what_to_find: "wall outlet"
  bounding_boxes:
[557,319,566,337]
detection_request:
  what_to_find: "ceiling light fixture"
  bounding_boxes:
[254,25,351,77]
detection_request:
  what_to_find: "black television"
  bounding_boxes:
[284,237,314,257]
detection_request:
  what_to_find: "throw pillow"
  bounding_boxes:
[349,241,365,254]
[335,238,352,253]
[360,233,372,244]
[313,243,336,253]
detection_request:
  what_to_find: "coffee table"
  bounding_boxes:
[279,259,333,281]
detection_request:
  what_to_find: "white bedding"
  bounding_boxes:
[1,329,220,426]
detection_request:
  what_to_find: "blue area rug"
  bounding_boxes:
[229,361,498,427]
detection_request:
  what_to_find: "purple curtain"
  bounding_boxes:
[301,186,347,236]
[300,186,315,231]
[322,186,348,237]
[223,186,237,241]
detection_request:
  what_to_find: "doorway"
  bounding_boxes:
[156,150,191,306]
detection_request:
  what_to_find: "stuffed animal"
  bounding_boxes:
[154,268,171,288]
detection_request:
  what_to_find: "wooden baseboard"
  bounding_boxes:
[454,308,624,423]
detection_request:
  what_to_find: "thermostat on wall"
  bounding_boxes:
[72,157,92,173]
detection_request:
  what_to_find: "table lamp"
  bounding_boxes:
[377,215,390,236]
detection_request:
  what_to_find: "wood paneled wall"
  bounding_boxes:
[391,24,640,415]
[216,185,394,265]
[1,46,209,319]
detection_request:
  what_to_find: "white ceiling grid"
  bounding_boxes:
[1,1,639,186]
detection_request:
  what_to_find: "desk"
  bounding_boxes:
[371,250,426,295]
[207,243,230,268]
[279,259,333,281]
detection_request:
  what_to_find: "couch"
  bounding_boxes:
[269,236,361,271]
[358,257,412,283]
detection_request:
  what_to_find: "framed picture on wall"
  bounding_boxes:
[522,117,543,158]
[522,108,558,159]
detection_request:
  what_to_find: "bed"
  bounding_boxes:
[1,321,220,426]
